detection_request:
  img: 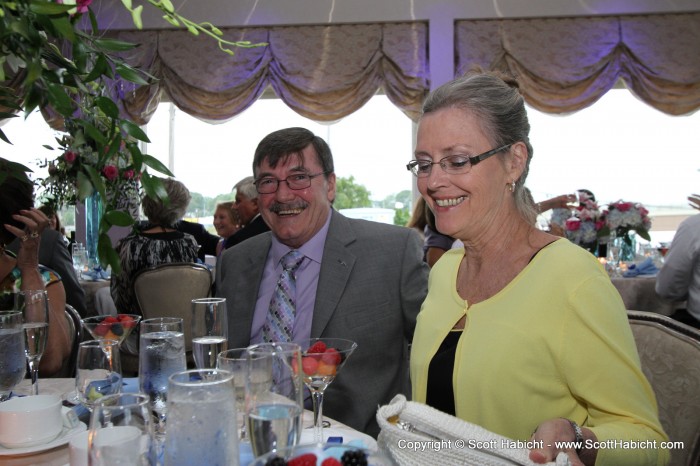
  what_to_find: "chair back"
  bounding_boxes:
[133,262,213,352]
[57,304,82,377]
[627,310,700,466]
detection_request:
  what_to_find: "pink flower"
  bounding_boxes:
[595,220,605,230]
[122,169,135,180]
[102,165,118,181]
[76,0,92,13]
[566,218,581,231]
[63,150,77,163]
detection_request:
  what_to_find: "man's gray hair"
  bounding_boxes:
[233,176,257,200]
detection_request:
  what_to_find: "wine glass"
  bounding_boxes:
[15,290,49,395]
[245,342,303,457]
[217,348,252,441]
[72,244,89,280]
[75,340,122,410]
[298,338,357,443]
[0,311,26,401]
[191,298,228,369]
[88,393,155,466]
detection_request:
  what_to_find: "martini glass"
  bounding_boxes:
[82,314,142,346]
[298,338,357,443]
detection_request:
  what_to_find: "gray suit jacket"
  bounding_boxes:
[216,210,429,437]
[8,229,87,317]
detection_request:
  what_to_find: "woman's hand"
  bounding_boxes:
[5,208,49,270]
[529,418,597,466]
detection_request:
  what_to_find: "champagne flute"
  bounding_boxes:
[15,290,49,396]
[298,338,357,443]
[191,298,228,369]
[75,340,122,410]
[0,311,25,401]
[217,348,251,441]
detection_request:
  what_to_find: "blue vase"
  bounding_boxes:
[85,192,103,264]
[613,233,636,262]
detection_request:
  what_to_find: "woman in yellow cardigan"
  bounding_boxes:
[407,69,668,466]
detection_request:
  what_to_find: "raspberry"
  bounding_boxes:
[321,348,341,365]
[288,453,317,466]
[307,341,327,354]
[103,316,119,324]
[340,450,367,466]
[119,315,136,328]
[322,458,342,466]
[301,356,319,375]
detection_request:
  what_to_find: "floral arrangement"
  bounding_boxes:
[599,200,652,244]
[562,196,605,248]
[1,0,263,272]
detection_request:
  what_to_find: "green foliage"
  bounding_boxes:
[335,176,371,210]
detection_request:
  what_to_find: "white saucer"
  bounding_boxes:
[0,408,86,456]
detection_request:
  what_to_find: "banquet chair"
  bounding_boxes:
[133,262,213,362]
[627,310,700,466]
[56,304,82,377]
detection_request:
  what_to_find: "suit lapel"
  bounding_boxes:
[311,211,356,337]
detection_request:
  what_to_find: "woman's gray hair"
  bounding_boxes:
[422,68,537,224]
[141,178,191,227]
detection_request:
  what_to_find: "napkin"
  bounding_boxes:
[623,257,659,277]
[82,266,111,281]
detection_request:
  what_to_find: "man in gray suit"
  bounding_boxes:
[8,227,87,317]
[216,127,428,437]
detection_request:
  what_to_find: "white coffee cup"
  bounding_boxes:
[0,395,63,448]
[69,430,90,466]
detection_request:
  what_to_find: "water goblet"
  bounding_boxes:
[0,311,25,401]
[164,369,239,465]
[72,244,89,280]
[138,317,186,437]
[75,340,122,410]
[191,297,228,369]
[299,338,357,443]
[88,393,155,466]
[246,342,303,457]
[15,290,49,395]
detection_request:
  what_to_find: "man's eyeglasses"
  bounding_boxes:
[406,143,513,178]
[254,172,327,194]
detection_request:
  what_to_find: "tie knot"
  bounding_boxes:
[281,250,304,271]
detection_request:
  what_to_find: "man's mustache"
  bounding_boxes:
[269,202,308,213]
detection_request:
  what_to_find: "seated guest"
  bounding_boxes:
[407,197,455,267]
[656,206,700,329]
[216,127,428,437]
[213,201,241,256]
[38,204,69,247]
[221,176,270,250]
[7,207,87,318]
[0,160,71,376]
[111,178,199,315]
[175,219,219,261]
[409,70,667,465]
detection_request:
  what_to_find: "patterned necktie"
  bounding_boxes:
[262,250,305,342]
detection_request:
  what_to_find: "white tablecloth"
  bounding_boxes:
[3,378,376,465]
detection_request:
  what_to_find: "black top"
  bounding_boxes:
[223,214,270,250]
[426,330,461,415]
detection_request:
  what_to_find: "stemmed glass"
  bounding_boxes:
[72,243,89,280]
[88,393,155,466]
[298,338,357,443]
[191,298,228,369]
[75,340,122,410]
[0,311,26,401]
[81,314,142,347]
[15,290,49,396]
[217,348,251,441]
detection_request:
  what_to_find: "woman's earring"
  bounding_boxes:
[508,180,516,193]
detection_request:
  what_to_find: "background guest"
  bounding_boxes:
[221,176,270,250]
[38,204,69,246]
[213,201,241,256]
[174,219,220,261]
[0,160,71,376]
[216,127,428,437]
[408,70,667,465]
[655,201,700,329]
[407,197,456,267]
[111,178,199,315]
